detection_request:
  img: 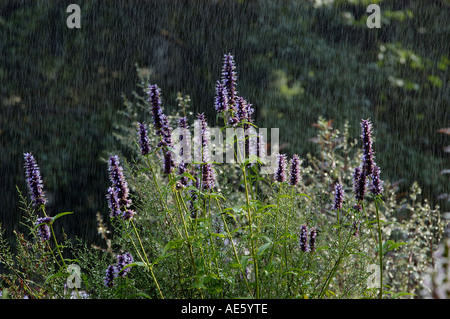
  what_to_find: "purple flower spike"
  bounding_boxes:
[275,153,287,183]
[24,153,47,207]
[228,116,239,127]
[157,114,173,149]
[299,225,309,252]
[215,81,228,113]
[116,252,134,278]
[221,53,237,110]
[123,209,136,221]
[202,163,215,190]
[147,84,165,136]
[370,164,383,196]
[353,166,366,203]
[138,123,151,156]
[361,119,375,176]
[178,116,188,130]
[163,150,175,175]
[289,154,301,186]
[35,217,52,241]
[104,265,117,288]
[332,183,345,211]
[236,97,249,123]
[106,187,121,218]
[108,155,131,209]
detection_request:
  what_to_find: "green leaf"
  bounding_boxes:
[257,204,276,213]
[52,211,74,222]
[391,291,416,299]
[44,271,67,285]
[378,240,408,255]
[295,193,311,200]
[240,256,251,270]
[162,239,184,254]
[127,261,147,268]
[257,242,273,256]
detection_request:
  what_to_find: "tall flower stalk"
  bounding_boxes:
[355,118,385,298]
[221,53,237,111]
[23,152,68,270]
[24,152,47,208]
[106,154,163,298]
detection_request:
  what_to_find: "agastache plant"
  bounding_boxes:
[147,84,164,136]
[138,122,151,156]
[289,154,301,186]
[215,81,228,113]
[104,265,117,288]
[24,152,47,207]
[275,153,287,183]
[35,216,52,241]
[332,183,344,211]
[107,155,135,219]
[353,166,366,203]
[236,96,254,127]
[299,225,309,252]
[221,53,237,111]
[360,119,375,176]
[106,187,121,218]
[370,163,383,196]
[116,252,134,278]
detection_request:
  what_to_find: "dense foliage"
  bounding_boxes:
[0,53,447,299]
[0,0,448,250]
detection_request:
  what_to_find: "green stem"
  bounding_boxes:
[173,188,204,299]
[215,198,253,296]
[42,207,66,270]
[50,225,67,269]
[374,197,383,299]
[121,217,164,299]
[133,224,164,299]
[146,155,184,240]
[242,165,259,298]
[318,230,353,299]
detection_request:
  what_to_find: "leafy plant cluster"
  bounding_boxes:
[1,55,446,299]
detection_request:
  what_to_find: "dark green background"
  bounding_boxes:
[1,0,448,246]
